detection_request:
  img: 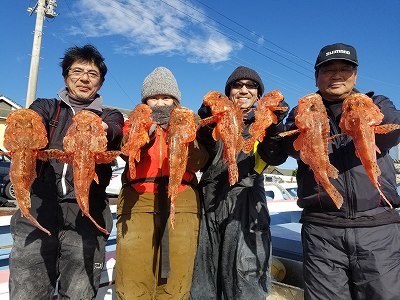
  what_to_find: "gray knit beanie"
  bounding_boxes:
[225,66,264,97]
[141,67,181,103]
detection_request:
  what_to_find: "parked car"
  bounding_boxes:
[106,167,124,196]
[265,182,301,213]
[0,154,14,200]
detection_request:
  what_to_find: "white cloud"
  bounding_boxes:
[67,0,238,64]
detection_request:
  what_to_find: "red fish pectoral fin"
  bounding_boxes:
[326,163,339,179]
[212,128,220,141]
[199,116,217,126]
[279,129,299,138]
[94,173,99,184]
[44,149,73,164]
[375,124,400,134]
[375,145,381,155]
[95,151,121,164]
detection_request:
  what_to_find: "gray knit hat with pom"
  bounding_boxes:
[141,67,181,103]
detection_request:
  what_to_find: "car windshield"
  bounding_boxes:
[286,187,298,197]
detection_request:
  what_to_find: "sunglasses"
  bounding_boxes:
[231,81,259,90]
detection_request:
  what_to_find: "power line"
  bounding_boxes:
[91,0,311,95]
[191,0,314,66]
[160,0,314,80]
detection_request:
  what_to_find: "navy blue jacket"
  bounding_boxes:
[280,92,400,226]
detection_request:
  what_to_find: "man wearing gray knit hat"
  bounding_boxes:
[141,66,181,103]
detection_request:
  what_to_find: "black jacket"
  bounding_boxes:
[282,92,400,226]
[25,95,123,232]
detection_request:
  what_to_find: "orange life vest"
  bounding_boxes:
[124,123,194,193]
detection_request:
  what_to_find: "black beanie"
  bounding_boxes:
[225,66,264,96]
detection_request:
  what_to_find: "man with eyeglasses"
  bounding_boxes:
[267,43,400,299]
[191,66,288,299]
[9,44,124,299]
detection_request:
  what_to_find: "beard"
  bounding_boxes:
[151,105,175,127]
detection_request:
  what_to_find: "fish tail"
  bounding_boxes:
[84,212,109,235]
[228,163,239,186]
[21,209,51,236]
[170,204,176,230]
[377,185,393,209]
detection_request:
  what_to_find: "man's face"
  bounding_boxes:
[229,80,259,109]
[315,61,357,102]
[64,60,102,101]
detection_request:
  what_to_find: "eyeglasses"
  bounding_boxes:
[231,81,259,90]
[319,66,356,77]
[68,68,100,81]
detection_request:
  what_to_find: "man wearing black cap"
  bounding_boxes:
[272,43,400,299]
[190,66,288,300]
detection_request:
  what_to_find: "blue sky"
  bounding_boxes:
[1,0,400,169]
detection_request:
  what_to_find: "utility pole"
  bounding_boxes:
[25,0,57,108]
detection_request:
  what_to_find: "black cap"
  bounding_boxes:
[315,43,358,69]
[225,66,264,96]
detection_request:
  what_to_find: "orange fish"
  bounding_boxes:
[167,107,197,229]
[280,94,343,208]
[47,110,120,234]
[3,109,50,235]
[199,91,244,185]
[339,93,400,207]
[243,89,287,153]
[121,104,153,180]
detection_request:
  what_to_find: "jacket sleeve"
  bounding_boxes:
[103,109,124,151]
[257,103,300,165]
[29,98,56,127]
[196,104,217,161]
[374,95,400,150]
[186,139,210,173]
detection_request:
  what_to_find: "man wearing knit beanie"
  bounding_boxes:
[141,66,181,103]
[191,65,288,300]
[225,66,265,97]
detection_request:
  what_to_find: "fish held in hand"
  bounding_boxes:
[121,104,153,180]
[280,94,343,209]
[3,109,50,235]
[167,107,197,229]
[50,110,120,235]
[199,91,244,185]
[243,89,287,153]
[339,93,400,207]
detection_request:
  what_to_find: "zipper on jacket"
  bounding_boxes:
[326,108,354,218]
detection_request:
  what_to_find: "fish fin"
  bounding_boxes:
[327,163,339,179]
[375,124,400,134]
[95,151,121,164]
[212,128,219,141]
[44,149,72,164]
[293,136,303,151]
[279,129,299,137]
[94,173,99,184]
[199,116,217,126]
[375,145,381,154]
[327,133,345,141]
[36,150,49,161]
